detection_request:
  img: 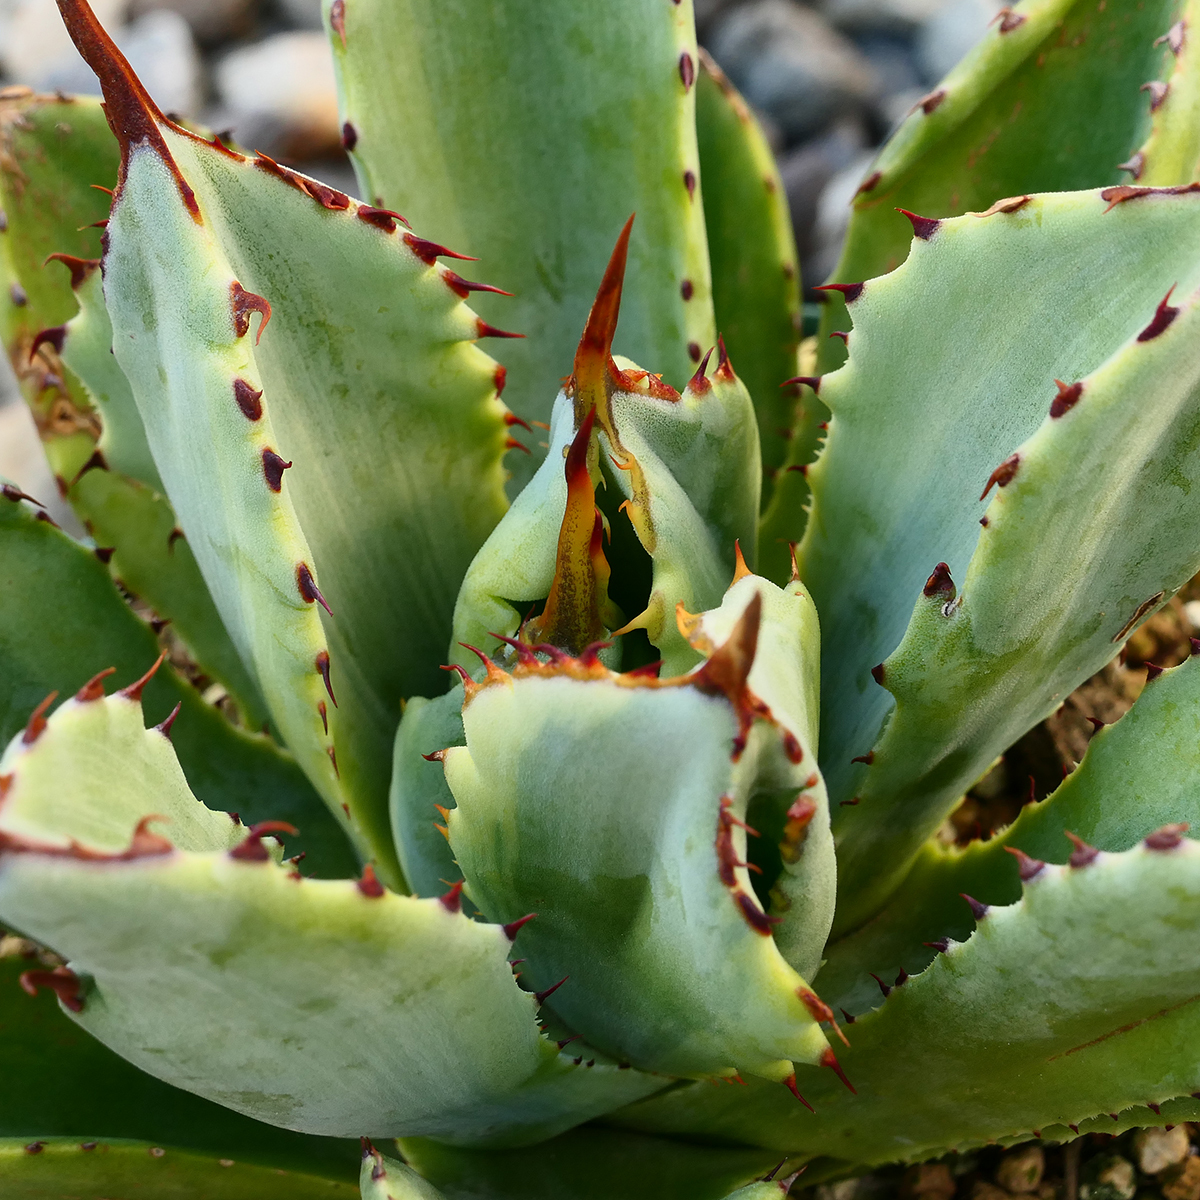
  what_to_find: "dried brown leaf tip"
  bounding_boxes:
[1138,286,1180,342]
[897,209,940,240]
[1100,181,1200,212]
[1117,152,1145,181]
[261,448,292,492]
[923,562,954,598]
[233,378,263,420]
[1141,80,1170,111]
[814,282,864,304]
[980,453,1020,500]
[856,170,882,195]
[296,563,332,615]
[75,666,116,702]
[45,253,100,289]
[1145,822,1189,850]
[1065,831,1100,868]
[918,89,946,114]
[230,282,271,343]
[22,692,58,744]
[229,820,298,862]
[1004,845,1046,881]
[56,0,200,218]
[1155,21,1185,55]
[20,964,86,1012]
[970,195,1032,218]
[1049,379,1083,418]
[357,864,385,898]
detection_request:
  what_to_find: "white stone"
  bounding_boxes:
[0,0,127,81]
[214,32,340,159]
[1134,1127,1191,1176]
[915,0,1005,85]
[128,0,257,43]
[823,0,949,36]
[708,0,877,142]
[277,0,323,31]
[1,0,200,118]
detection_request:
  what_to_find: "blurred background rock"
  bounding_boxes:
[0,0,1004,501]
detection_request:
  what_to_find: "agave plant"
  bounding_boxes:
[2,0,1200,1195]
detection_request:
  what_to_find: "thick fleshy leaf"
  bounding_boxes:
[0,688,242,856]
[812,0,1178,372]
[0,953,360,1177]
[782,188,1200,925]
[816,651,1200,1016]
[361,1144,445,1200]
[400,1128,783,1200]
[4,114,270,727]
[0,1139,358,1198]
[1138,0,1200,185]
[694,51,803,506]
[443,584,837,1084]
[836,207,1200,928]
[0,90,116,483]
[677,575,833,976]
[612,838,1200,1163]
[722,1184,796,1200]
[328,0,714,492]
[69,465,270,729]
[57,0,518,883]
[0,684,662,1144]
[452,226,759,678]
[391,685,464,899]
[58,261,160,490]
[0,488,355,876]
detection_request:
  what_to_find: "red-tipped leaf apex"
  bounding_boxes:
[814,282,864,303]
[534,975,569,1005]
[75,666,116,702]
[503,912,537,941]
[897,209,940,240]
[1065,830,1100,867]
[54,0,200,218]
[439,880,465,912]
[1004,845,1046,881]
[575,216,634,381]
[821,1047,857,1094]
[782,1074,815,1112]
[118,652,167,702]
[155,701,181,739]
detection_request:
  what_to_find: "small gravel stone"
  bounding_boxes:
[904,1162,956,1199]
[998,1146,1046,1195]
[1162,1157,1200,1200]
[823,0,948,36]
[6,3,201,118]
[128,0,258,44]
[914,0,1004,85]
[972,1182,1012,1200]
[276,0,324,30]
[1135,1127,1191,1176]
[1081,1155,1136,1200]
[214,31,341,160]
[708,0,877,143]
[778,117,868,270]
[0,0,126,82]
[806,147,877,287]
